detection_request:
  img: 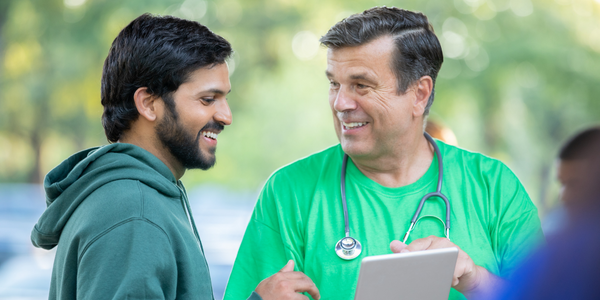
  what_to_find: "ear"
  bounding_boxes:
[412,76,433,118]
[133,87,160,122]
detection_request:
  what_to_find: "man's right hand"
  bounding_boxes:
[254,260,321,300]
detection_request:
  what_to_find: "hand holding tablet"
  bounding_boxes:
[355,247,459,300]
[391,236,502,299]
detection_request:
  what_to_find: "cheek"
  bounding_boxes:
[369,94,405,123]
[329,90,338,108]
[186,108,213,125]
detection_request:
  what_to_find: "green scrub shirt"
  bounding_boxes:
[224,141,543,300]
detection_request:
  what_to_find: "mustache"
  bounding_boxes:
[337,111,364,121]
[200,121,225,132]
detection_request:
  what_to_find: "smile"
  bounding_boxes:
[202,131,218,140]
[342,122,368,130]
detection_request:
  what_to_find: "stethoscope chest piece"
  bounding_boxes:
[335,236,362,260]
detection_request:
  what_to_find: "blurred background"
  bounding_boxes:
[0,0,599,299]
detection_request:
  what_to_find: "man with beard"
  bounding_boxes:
[31,14,319,300]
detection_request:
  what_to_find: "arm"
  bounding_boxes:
[225,171,320,300]
[77,219,177,299]
[225,219,319,300]
[389,163,543,299]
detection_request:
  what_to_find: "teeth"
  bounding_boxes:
[343,122,367,129]
[202,131,218,140]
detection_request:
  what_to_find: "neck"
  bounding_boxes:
[119,130,186,180]
[350,132,434,188]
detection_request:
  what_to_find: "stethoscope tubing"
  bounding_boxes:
[341,154,351,237]
[338,132,451,259]
[409,133,450,229]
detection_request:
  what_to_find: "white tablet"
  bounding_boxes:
[354,247,459,300]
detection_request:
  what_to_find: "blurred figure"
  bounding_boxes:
[425,119,458,146]
[498,126,600,300]
[556,126,600,216]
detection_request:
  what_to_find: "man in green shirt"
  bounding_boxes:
[224,7,543,300]
[31,14,319,300]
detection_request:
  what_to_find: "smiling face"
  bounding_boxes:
[326,36,426,160]
[156,63,232,170]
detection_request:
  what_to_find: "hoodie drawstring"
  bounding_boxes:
[176,182,205,254]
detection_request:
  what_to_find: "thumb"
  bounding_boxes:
[279,260,294,273]
[390,240,408,253]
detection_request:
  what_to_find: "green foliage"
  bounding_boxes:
[1,0,599,213]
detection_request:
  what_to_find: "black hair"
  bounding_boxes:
[559,127,600,160]
[101,13,233,142]
[320,7,443,115]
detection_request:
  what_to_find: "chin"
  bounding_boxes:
[340,142,369,157]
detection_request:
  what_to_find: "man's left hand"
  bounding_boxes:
[390,236,501,299]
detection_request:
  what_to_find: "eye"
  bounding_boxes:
[356,83,368,89]
[329,81,340,89]
[201,97,215,104]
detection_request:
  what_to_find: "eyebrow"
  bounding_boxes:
[325,71,377,85]
[350,73,377,85]
[198,88,232,96]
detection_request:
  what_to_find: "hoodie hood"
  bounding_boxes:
[31,143,181,250]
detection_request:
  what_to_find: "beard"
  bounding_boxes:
[156,105,222,170]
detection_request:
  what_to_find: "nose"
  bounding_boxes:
[332,86,357,113]
[215,99,233,126]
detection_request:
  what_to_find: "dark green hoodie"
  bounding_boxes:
[31,143,261,299]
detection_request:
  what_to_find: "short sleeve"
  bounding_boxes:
[223,174,299,300]
[491,165,545,277]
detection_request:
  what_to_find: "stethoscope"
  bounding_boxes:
[335,132,451,260]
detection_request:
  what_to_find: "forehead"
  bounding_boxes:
[326,36,396,78]
[179,63,231,93]
[558,159,590,181]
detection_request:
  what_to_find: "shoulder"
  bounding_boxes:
[86,179,145,208]
[253,145,342,221]
[439,141,518,180]
[70,179,175,235]
[267,144,342,185]
[71,180,177,247]
[66,180,146,235]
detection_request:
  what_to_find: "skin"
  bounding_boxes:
[255,260,321,300]
[120,63,233,180]
[327,36,500,298]
[557,159,599,214]
[119,63,319,299]
[326,36,433,188]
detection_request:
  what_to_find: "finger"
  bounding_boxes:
[304,283,321,300]
[280,260,294,273]
[390,240,408,253]
[290,276,320,300]
[404,236,435,252]
[452,277,459,286]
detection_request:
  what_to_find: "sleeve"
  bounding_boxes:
[223,174,299,300]
[76,219,177,300]
[490,164,545,277]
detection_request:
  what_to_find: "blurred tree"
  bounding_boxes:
[0,0,598,214]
